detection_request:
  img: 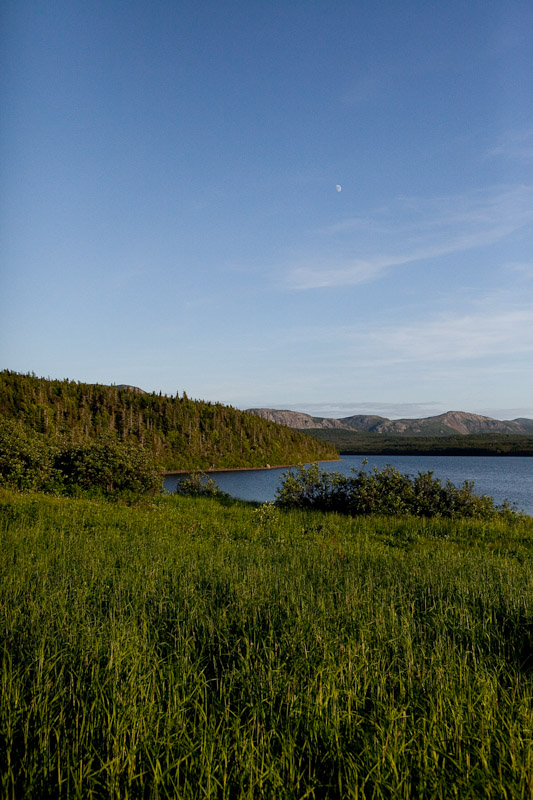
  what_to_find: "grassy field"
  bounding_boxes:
[1,489,532,799]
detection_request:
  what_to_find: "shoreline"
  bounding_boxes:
[338,450,533,457]
[163,459,341,476]
[162,448,533,476]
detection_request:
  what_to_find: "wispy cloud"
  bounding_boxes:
[271,400,444,420]
[284,185,533,289]
[507,261,533,278]
[488,128,533,162]
[366,307,533,364]
[228,294,533,418]
[269,297,533,370]
[478,407,533,420]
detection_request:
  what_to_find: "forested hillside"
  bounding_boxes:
[0,371,337,470]
[306,428,533,456]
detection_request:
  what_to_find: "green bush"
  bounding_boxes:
[176,471,227,498]
[53,436,161,496]
[0,415,161,496]
[0,415,58,491]
[276,462,515,518]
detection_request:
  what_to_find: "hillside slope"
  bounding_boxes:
[0,372,337,470]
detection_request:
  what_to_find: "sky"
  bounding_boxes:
[2,0,533,420]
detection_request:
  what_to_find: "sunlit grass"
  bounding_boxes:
[1,489,532,798]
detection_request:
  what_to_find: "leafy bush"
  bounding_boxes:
[275,462,515,518]
[0,415,161,496]
[176,471,226,497]
[53,436,161,496]
[0,415,58,491]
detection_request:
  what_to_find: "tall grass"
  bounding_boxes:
[1,489,532,798]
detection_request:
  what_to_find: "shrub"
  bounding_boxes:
[0,415,58,491]
[0,416,161,496]
[53,436,161,496]
[176,471,226,498]
[275,462,514,518]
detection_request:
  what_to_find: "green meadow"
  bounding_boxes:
[1,489,532,799]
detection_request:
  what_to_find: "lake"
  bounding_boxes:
[164,455,533,515]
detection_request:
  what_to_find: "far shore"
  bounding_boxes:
[163,459,341,476]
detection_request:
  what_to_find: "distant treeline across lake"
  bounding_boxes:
[165,455,533,515]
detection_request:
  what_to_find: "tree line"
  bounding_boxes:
[305,428,533,456]
[0,372,337,493]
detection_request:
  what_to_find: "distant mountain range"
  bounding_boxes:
[246,409,533,436]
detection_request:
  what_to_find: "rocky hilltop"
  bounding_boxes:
[246,409,348,430]
[246,408,533,436]
[115,384,147,395]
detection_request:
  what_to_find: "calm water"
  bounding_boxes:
[164,455,533,515]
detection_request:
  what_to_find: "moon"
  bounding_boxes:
[336,184,342,192]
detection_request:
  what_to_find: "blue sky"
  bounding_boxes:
[2,0,533,419]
